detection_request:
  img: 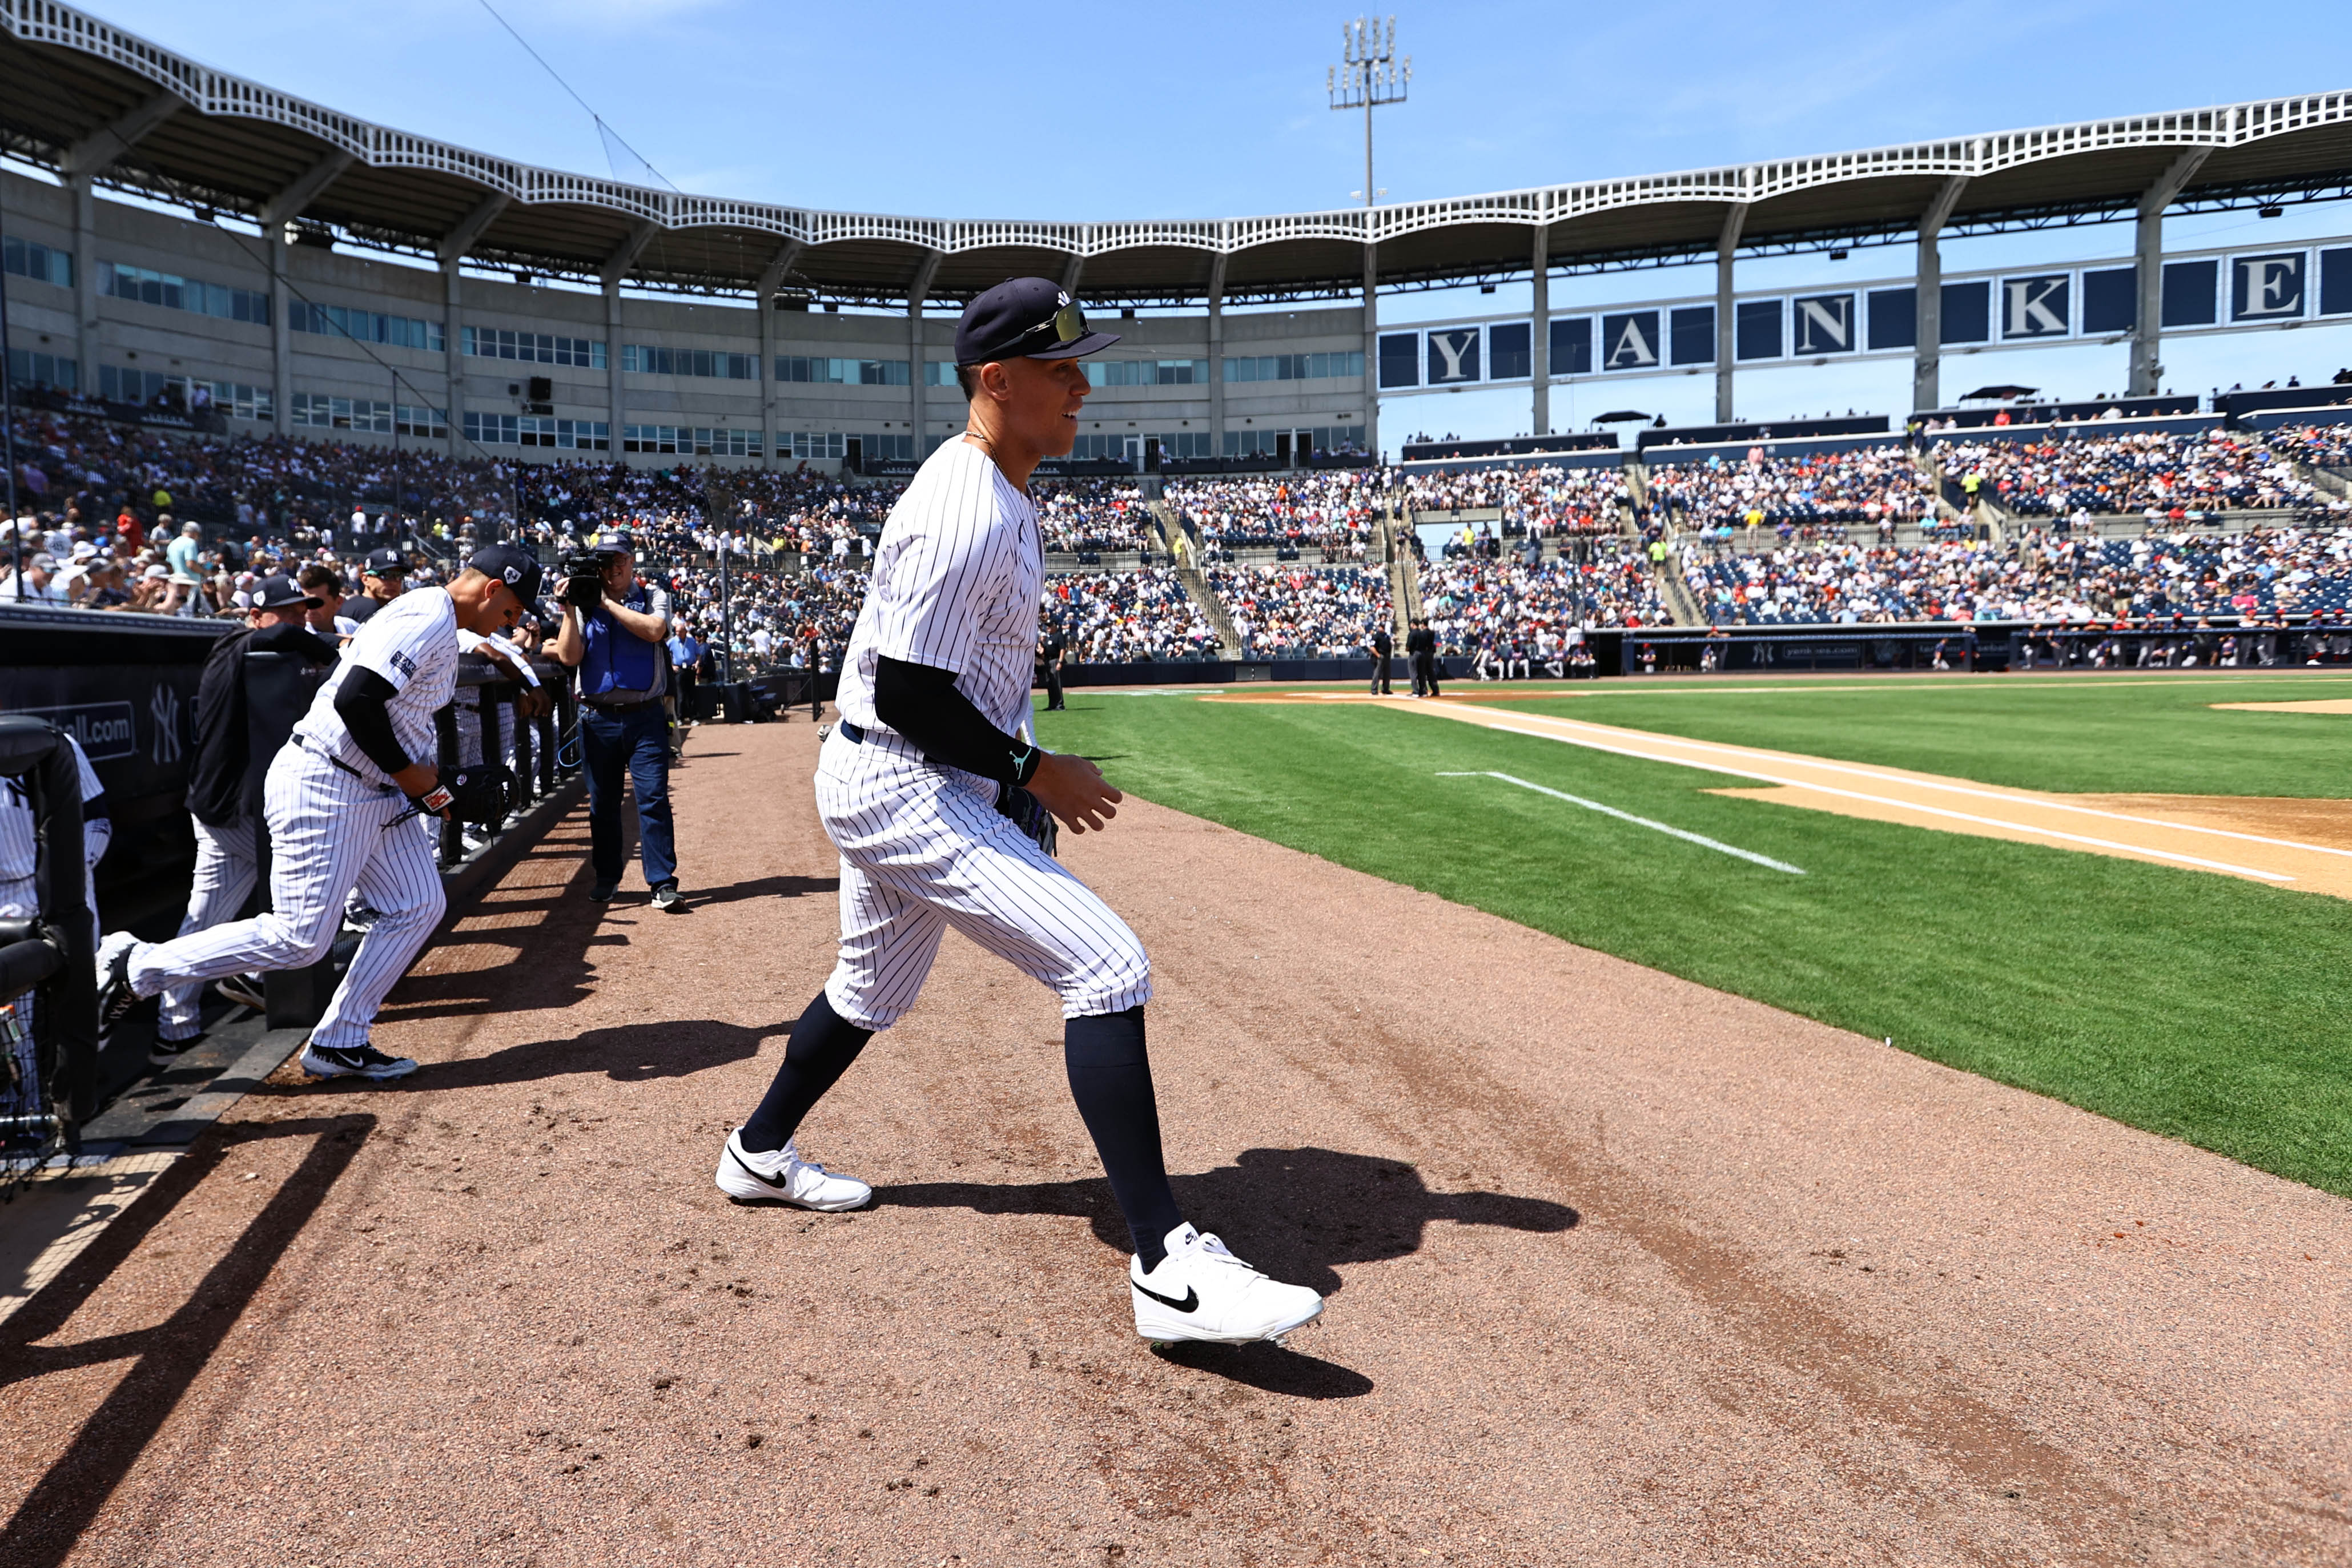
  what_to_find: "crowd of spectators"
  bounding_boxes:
[1420,549,1671,653]
[2265,420,2352,472]
[1033,479,1158,555]
[1038,569,1222,663]
[1646,443,1939,536]
[1937,429,2335,519]
[1680,522,2352,625]
[1404,462,1630,537]
[1164,470,1389,560]
[1207,566,1394,657]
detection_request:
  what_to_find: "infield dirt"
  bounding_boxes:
[3,721,2346,1566]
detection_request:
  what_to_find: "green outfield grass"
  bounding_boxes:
[1461,672,2352,798]
[1035,678,2352,1198]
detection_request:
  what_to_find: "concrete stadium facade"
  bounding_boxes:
[0,169,1370,476]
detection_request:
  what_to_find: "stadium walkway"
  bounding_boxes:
[2,722,2346,1567]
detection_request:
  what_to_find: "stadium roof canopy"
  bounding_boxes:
[6,1,2352,308]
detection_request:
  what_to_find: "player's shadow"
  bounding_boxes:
[255,1018,782,1095]
[874,1147,1576,1399]
[672,873,839,911]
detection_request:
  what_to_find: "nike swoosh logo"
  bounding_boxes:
[729,1149,792,1189]
[1133,1280,1199,1313]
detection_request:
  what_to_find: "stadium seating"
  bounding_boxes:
[1644,443,1938,533]
[1936,429,2329,518]
[1404,462,1627,536]
[1163,471,1387,558]
[1207,565,1394,657]
[1039,569,1223,663]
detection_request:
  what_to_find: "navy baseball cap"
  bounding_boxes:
[592,526,636,554]
[468,542,544,604]
[955,278,1120,366]
[361,546,407,576]
[251,574,319,611]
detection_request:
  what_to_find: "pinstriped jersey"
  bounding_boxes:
[293,586,459,785]
[834,436,1043,737]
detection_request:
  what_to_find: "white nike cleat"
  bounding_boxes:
[714,1128,871,1211]
[1131,1223,1324,1347]
[93,931,142,1034]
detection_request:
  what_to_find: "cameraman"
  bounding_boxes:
[550,529,681,910]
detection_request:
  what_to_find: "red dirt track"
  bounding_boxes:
[4,721,2347,1566]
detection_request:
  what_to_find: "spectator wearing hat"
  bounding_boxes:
[345,546,408,626]
[550,528,680,909]
[0,552,65,603]
[154,575,341,1060]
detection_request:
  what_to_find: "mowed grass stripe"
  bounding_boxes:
[1039,692,2352,1199]
[1482,674,2352,798]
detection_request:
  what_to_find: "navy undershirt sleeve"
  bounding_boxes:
[872,656,1039,787]
[334,669,415,778]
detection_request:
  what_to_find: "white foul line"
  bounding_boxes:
[1438,771,1806,875]
[1474,721,2294,883]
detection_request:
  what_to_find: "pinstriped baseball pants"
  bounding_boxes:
[158,818,258,1040]
[816,729,1151,1030]
[126,745,445,1051]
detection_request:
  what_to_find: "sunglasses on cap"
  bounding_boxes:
[1001,301,1092,353]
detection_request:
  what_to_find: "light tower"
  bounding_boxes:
[1327,15,1410,207]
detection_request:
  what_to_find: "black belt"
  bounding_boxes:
[838,719,866,743]
[585,697,661,714]
[297,737,395,792]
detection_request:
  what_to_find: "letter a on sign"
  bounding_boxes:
[1602,311,1659,369]
[2002,275,2069,339]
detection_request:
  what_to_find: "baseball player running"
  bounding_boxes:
[715,278,1323,1349]
[94,545,541,1081]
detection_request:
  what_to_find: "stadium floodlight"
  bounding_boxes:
[1329,15,1410,210]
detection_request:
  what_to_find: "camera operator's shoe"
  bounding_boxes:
[94,931,142,1034]
[652,882,681,911]
[1131,1224,1324,1347]
[714,1129,870,1211]
[299,1041,419,1080]
[589,879,618,902]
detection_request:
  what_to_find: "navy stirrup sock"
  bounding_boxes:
[739,992,874,1155]
[1064,1006,1184,1272]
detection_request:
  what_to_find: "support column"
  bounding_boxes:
[70,176,97,398]
[441,262,465,457]
[1530,226,1550,437]
[1060,254,1085,294]
[57,90,183,398]
[2131,148,2212,397]
[907,250,942,459]
[1912,176,1969,416]
[755,241,801,471]
[598,221,658,464]
[1207,254,1228,457]
[604,281,626,457]
[270,236,292,436]
[1361,240,1379,460]
[1714,204,1746,423]
[436,192,508,457]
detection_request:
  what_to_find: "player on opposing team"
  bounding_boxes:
[714,278,1324,1349]
[93,545,541,1081]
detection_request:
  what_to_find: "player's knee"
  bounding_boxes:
[822,975,900,1032]
[1065,930,1151,1016]
[259,913,337,968]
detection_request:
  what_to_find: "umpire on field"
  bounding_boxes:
[550,528,681,911]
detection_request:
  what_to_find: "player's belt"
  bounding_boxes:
[838,719,866,743]
[295,737,395,792]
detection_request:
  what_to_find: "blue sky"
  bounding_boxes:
[58,0,2352,437]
